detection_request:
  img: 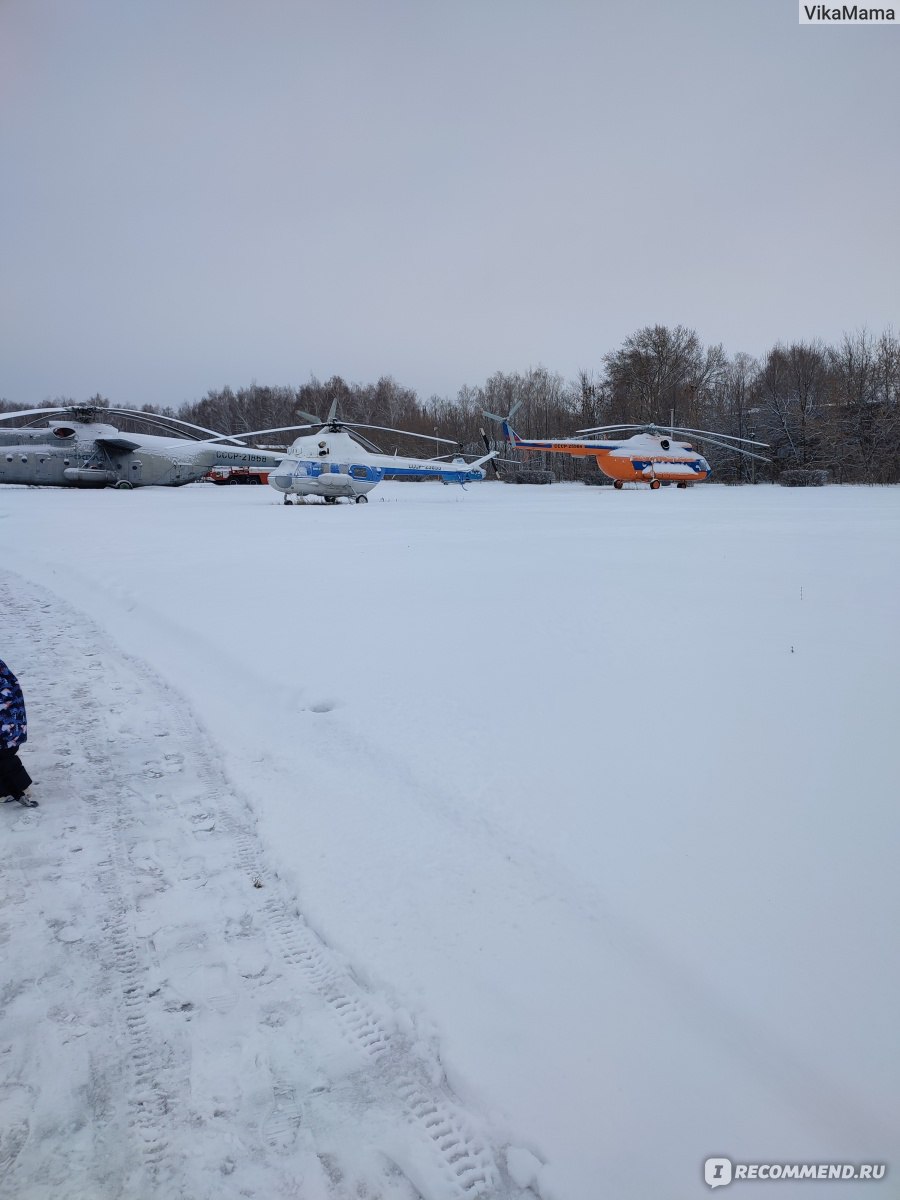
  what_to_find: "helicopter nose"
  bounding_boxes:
[269,473,293,491]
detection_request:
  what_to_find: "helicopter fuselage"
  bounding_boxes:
[503,426,712,488]
[269,429,491,502]
[0,422,280,488]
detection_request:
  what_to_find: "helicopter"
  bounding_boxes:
[206,400,497,504]
[0,405,285,489]
[481,404,768,489]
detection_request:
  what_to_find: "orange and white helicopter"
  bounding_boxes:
[482,404,768,489]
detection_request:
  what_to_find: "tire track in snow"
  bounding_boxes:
[2,577,190,1197]
[0,571,537,1200]
[226,817,503,1198]
[87,789,183,1180]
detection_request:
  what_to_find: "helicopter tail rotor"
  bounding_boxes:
[479,428,523,475]
[481,400,523,430]
[479,428,503,476]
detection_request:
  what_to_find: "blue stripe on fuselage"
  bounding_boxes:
[383,465,480,482]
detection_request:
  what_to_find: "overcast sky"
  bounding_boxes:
[1,0,897,411]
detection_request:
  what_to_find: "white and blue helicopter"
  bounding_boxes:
[211,401,497,504]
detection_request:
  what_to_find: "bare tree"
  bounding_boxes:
[602,325,724,428]
[753,341,828,472]
[26,321,885,485]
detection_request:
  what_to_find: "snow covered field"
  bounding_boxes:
[1,480,898,1200]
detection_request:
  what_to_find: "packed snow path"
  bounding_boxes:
[0,574,536,1200]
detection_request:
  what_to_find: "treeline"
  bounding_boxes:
[6,325,900,483]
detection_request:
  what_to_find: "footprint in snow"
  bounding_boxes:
[0,1083,34,1181]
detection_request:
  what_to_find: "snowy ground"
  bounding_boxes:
[1,480,898,1200]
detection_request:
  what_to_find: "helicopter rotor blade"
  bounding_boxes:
[0,404,279,448]
[105,412,207,441]
[351,429,387,454]
[104,407,252,443]
[574,421,770,451]
[296,408,323,425]
[100,408,223,442]
[479,427,502,476]
[574,424,648,436]
[686,431,771,461]
[430,442,470,462]
[0,407,73,424]
[294,396,473,448]
[671,425,770,449]
[202,423,319,445]
[0,404,197,438]
[338,421,460,446]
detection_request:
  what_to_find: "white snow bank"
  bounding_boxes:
[2,480,898,1199]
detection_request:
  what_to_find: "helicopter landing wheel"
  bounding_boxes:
[677,482,688,489]
[355,494,368,504]
[324,495,337,504]
[649,479,661,490]
[114,480,134,490]
[283,496,293,505]
[613,480,624,490]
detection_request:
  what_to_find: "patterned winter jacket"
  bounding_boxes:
[0,659,27,749]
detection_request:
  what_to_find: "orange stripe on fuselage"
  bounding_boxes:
[514,439,606,460]
[599,457,709,482]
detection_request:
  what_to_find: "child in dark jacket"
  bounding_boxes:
[0,658,36,806]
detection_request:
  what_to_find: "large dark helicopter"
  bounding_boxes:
[0,405,284,489]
